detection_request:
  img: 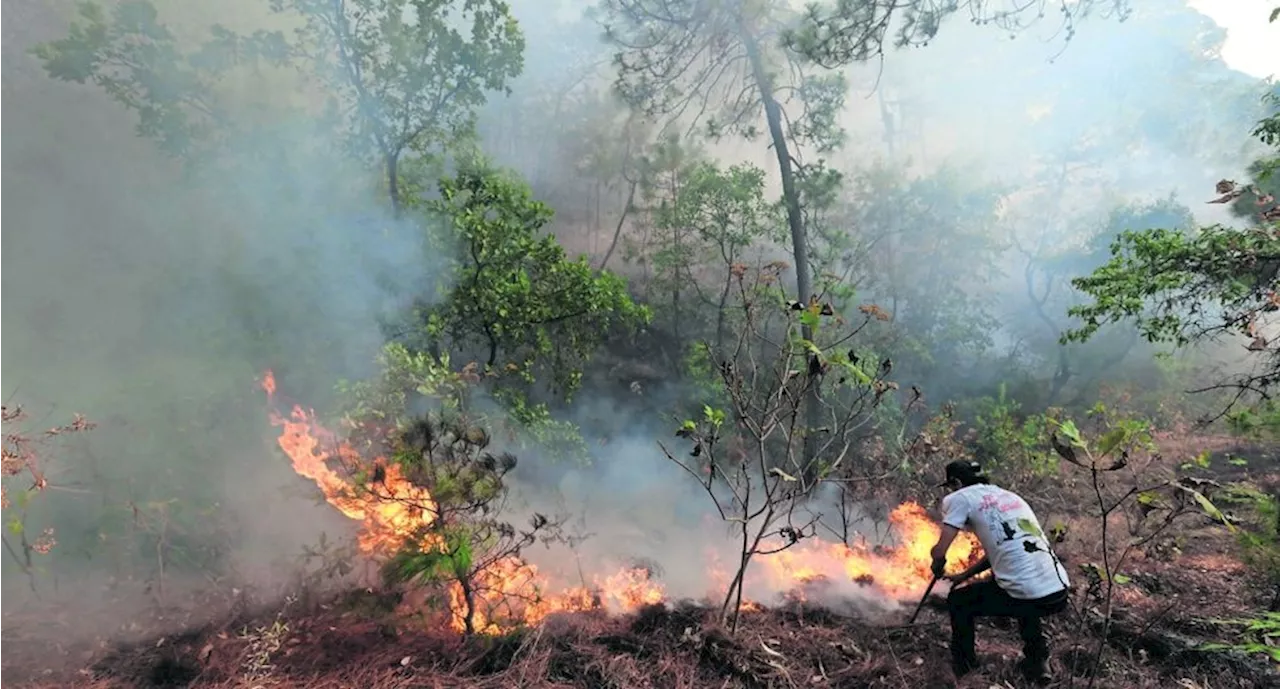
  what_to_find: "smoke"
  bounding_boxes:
[2,0,1276,659]
[476,0,1277,607]
[1,0,441,631]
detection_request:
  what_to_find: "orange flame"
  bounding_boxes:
[261,370,980,633]
[754,503,979,602]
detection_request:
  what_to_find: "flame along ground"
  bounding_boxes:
[259,370,980,634]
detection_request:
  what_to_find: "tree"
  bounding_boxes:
[1015,193,1196,406]
[324,349,566,636]
[1228,89,1280,220]
[379,414,563,636]
[597,0,848,463]
[784,0,1130,69]
[394,161,649,422]
[277,0,525,215]
[832,163,1007,388]
[658,159,780,350]
[1047,411,1234,686]
[2,405,96,594]
[33,0,525,214]
[622,135,778,363]
[665,260,895,632]
[1064,115,1280,427]
[31,1,285,163]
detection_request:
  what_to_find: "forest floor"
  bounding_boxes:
[4,436,1279,689]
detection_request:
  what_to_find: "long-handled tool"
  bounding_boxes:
[907,575,940,625]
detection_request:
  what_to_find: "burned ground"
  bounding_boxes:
[5,587,1276,689]
[5,457,1277,689]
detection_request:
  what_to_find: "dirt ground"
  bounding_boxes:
[4,440,1278,689]
[5,515,1276,689]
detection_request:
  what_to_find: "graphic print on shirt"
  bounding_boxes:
[976,492,1045,552]
[944,484,1070,598]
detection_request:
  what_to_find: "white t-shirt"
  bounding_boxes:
[941,483,1070,600]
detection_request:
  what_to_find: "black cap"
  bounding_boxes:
[938,459,986,488]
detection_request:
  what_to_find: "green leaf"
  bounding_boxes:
[1112,573,1132,585]
[7,518,24,536]
[1058,419,1085,447]
[1182,486,1236,533]
[1016,518,1044,538]
[840,359,871,385]
[1095,427,1128,457]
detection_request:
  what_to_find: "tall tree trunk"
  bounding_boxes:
[878,88,896,157]
[597,179,638,273]
[742,29,820,467]
[386,149,402,218]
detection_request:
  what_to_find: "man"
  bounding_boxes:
[929,459,1070,685]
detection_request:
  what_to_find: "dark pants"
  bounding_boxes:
[947,579,1069,673]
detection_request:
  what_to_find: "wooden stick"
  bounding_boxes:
[907,576,939,625]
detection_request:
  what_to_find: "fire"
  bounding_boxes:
[755,503,980,601]
[261,370,981,634]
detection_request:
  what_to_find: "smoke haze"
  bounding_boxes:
[2,0,1276,650]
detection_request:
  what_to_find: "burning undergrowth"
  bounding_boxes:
[259,370,980,634]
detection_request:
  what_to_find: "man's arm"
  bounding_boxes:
[931,493,971,578]
[951,555,991,583]
[930,524,960,578]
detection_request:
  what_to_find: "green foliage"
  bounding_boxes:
[665,260,899,631]
[32,0,525,205]
[1079,562,1133,587]
[784,0,1128,68]
[366,413,560,635]
[627,136,780,353]
[487,388,589,463]
[599,0,849,358]
[341,342,590,464]
[600,0,846,151]
[408,160,648,397]
[652,160,778,264]
[1229,156,1280,222]
[1200,612,1280,662]
[273,0,524,200]
[1066,223,1280,347]
[1227,399,1280,438]
[334,360,565,635]
[30,1,285,161]
[1064,120,1280,416]
[833,163,1007,378]
[1048,408,1236,536]
[681,341,729,408]
[1049,402,1157,465]
[969,384,1059,478]
[386,526,475,583]
[1077,196,1197,270]
[339,344,469,426]
[1218,483,1280,600]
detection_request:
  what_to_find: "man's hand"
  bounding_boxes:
[931,557,946,579]
[945,556,991,586]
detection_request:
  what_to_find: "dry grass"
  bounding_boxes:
[7,580,1277,689]
[6,433,1278,689]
